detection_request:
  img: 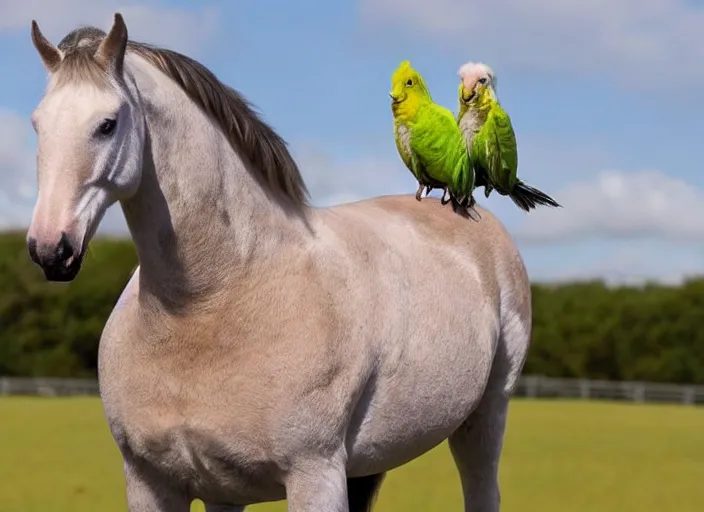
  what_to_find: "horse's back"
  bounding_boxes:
[317,194,528,307]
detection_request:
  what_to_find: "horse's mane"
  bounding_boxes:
[55,27,310,209]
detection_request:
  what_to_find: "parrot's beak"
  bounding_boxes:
[389,92,401,104]
[461,86,475,103]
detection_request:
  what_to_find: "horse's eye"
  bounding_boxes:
[406,79,413,86]
[98,118,117,136]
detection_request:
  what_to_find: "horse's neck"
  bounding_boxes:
[120,56,306,313]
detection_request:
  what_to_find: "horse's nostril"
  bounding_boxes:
[55,232,74,263]
[27,237,38,263]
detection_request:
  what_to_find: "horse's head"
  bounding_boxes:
[27,13,144,282]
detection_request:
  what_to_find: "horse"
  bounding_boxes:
[26,13,532,512]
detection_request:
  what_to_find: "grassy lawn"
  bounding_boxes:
[1,397,702,511]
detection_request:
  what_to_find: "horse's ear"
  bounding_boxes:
[31,20,62,73]
[95,13,128,77]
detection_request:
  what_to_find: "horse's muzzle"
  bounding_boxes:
[27,231,85,282]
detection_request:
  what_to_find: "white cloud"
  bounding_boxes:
[526,242,704,286]
[0,0,220,53]
[514,169,704,244]
[358,0,704,89]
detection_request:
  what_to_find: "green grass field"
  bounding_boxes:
[1,398,702,512]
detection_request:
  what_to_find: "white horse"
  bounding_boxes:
[26,13,532,512]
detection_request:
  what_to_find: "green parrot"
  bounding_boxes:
[390,60,475,209]
[457,61,561,212]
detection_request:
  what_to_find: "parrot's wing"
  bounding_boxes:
[469,127,492,185]
[475,117,503,189]
[467,129,490,190]
[409,104,462,185]
[488,106,518,185]
[472,107,517,192]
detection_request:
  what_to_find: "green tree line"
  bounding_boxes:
[1,231,703,383]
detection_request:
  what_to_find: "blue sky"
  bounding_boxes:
[1,0,703,284]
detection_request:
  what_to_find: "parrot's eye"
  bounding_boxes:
[478,77,487,85]
[406,79,413,86]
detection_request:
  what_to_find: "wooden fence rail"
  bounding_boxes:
[1,375,704,405]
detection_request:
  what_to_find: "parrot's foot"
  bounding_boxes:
[448,195,470,219]
[462,195,482,220]
[440,188,451,205]
[415,183,424,201]
[425,185,433,197]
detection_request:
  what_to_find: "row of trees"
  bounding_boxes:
[1,231,703,384]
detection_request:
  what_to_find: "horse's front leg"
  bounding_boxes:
[124,459,190,512]
[284,453,349,512]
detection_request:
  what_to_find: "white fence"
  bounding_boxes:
[0,377,99,397]
[1,375,704,405]
[513,376,704,405]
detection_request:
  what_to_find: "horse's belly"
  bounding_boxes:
[346,326,497,476]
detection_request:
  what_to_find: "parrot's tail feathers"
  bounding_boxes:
[511,181,561,212]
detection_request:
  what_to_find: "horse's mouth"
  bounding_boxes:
[43,250,85,282]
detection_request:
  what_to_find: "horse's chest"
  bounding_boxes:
[101,345,283,501]
[108,404,284,503]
